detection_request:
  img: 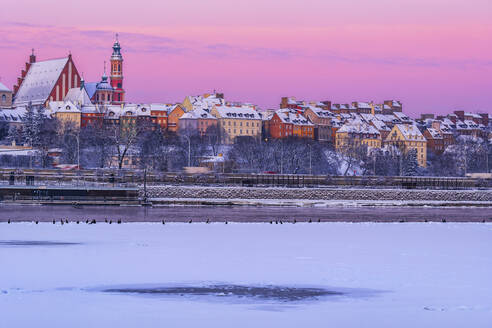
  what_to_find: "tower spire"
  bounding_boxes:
[110,36,124,105]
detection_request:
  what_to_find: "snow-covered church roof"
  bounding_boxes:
[64,87,91,106]
[14,57,69,106]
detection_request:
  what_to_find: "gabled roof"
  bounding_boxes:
[48,100,81,114]
[64,87,91,106]
[14,57,69,106]
[0,82,11,92]
[391,124,426,142]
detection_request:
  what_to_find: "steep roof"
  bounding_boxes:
[14,57,69,106]
[370,119,391,131]
[426,128,443,139]
[392,124,426,142]
[64,87,91,106]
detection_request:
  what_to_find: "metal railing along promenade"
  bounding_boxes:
[0,168,489,190]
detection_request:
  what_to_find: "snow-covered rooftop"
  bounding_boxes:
[48,100,81,114]
[180,108,216,120]
[426,128,443,139]
[394,124,426,141]
[370,119,391,131]
[0,107,26,122]
[275,110,313,126]
[213,106,262,120]
[14,57,69,106]
[337,121,380,135]
[64,87,91,106]
[393,112,411,121]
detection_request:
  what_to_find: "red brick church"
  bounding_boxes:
[13,37,126,107]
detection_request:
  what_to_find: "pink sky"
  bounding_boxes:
[1,0,491,116]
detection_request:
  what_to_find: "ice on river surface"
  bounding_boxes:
[1,222,492,327]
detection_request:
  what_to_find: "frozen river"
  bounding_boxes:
[1,204,492,222]
[1,222,492,327]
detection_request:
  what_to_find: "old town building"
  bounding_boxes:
[303,106,335,142]
[211,105,262,144]
[13,51,81,107]
[385,124,427,167]
[268,109,314,139]
[423,128,444,155]
[167,104,186,133]
[335,121,382,151]
[179,108,218,136]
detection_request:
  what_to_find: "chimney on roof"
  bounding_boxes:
[29,48,36,63]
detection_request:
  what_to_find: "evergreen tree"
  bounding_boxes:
[34,106,46,144]
[22,102,37,147]
[402,149,418,176]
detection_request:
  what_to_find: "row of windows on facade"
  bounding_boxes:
[227,129,258,135]
[226,121,260,127]
[281,126,313,132]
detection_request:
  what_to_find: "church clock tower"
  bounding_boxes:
[110,34,125,105]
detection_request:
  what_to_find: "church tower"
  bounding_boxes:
[110,34,125,105]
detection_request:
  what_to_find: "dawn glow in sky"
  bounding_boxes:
[1,0,491,116]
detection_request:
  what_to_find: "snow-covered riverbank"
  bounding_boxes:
[1,222,491,327]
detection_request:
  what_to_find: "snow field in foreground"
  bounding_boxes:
[0,222,491,328]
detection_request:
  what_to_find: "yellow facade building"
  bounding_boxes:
[48,101,81,130]
[335,121,382,151]
[211,105,262,144]
[385,124,427,167]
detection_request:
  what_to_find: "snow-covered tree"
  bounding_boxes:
[22,102,37,147]
[402,149,418,176]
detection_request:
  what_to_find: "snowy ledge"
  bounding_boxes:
[149,197,492,208]
[142,185,492,204]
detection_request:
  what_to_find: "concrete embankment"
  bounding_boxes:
[143,185,492,205]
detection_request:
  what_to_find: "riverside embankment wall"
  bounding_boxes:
[143,185,492,202]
